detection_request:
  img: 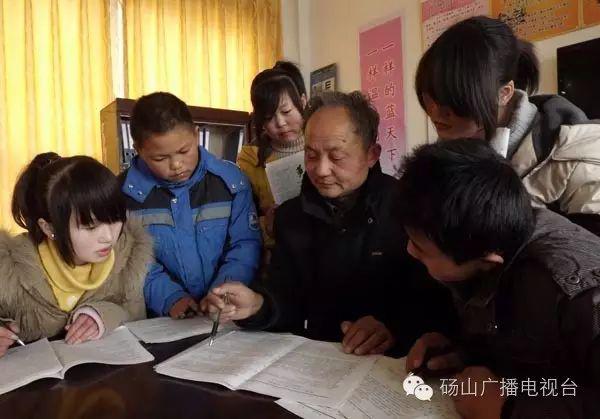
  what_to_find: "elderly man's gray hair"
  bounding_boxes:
[303,91,380,149]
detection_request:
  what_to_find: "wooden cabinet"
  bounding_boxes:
[100,98,251,174]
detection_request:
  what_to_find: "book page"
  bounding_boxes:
[125,316,238,344]
[51,327,154,378]
[265,151,305,205]
[275,400,348,419]
[0,338,63,395]
[154,331,307,390]
[340,357,459,419]
[241,340,378,408]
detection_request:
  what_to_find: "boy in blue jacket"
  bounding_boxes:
[121,92,261,318]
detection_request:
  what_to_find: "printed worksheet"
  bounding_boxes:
[126,316,238,344]
[265,151,305,205]
[155,331,378,407]
[155,331,306,389]
[277,357,459,419]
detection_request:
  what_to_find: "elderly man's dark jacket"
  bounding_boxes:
[450,209,600,419]
[238,164,456,354]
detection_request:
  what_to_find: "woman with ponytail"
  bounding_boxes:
[0,153,152,357]
[415,16,600,235]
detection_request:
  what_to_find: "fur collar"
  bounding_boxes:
[0,219,153,305]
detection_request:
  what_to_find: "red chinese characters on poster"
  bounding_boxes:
[359,16,405,177]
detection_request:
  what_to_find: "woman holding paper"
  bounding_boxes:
[237,61,307,255]
[0,153,152,355]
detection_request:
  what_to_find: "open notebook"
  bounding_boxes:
[0,327,154,396]
[155,330,379,408]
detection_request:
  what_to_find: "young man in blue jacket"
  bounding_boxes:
[121,92,261,318]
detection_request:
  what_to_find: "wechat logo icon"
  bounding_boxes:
[403,372,434,401]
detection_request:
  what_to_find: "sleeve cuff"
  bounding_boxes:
[73,307,105,339]
[235,288,274,330]
[162,291,190,316]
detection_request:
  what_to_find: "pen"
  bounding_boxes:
[0,319,25,347]
[208,291,229,347]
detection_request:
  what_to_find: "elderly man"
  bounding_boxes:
[202,91,454,355]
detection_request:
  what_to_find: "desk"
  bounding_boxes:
[0,334,299,419]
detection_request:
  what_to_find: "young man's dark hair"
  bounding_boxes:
[129,92,195,147]
[397,139,534,263]
[303,91,380,149]
[398,139,600,419]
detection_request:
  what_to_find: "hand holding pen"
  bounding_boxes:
[0,319,25,357]
[406,332,464,378]
[199,281,264,323]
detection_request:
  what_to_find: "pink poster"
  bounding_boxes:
[359,17,405,176]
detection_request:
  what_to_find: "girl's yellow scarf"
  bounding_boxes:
[38,240,114,312]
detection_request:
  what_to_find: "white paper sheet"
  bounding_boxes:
[339,357,459,419]
[125,316,238,344]
[265,151,305,205]
[156,331,378,408]
[243,340,378,408]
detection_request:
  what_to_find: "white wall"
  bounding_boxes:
[281,0,600,151]
[280,0,311,91]
[281,0,300,65]
[282,0,427,151]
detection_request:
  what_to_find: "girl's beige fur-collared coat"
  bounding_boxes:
[0,219,153,342]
